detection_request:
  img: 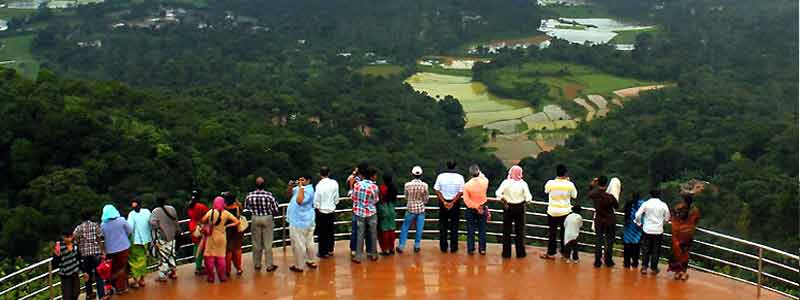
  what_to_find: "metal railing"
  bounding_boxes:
[1,196,797,299]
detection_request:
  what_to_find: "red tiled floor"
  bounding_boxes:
[116,241,782,300]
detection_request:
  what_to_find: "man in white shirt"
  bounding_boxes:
[314,166,340,258]
[434,160,465,253]
[541,164,578,259]
[634,189,671,275]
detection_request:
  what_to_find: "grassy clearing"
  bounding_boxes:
[0,35,38,79]
[0,8,34,20]
[484,60,656,103]
[356,64,405,77]
[610,26,660,44]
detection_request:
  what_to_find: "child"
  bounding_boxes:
[52,229,82,300]
[623,192,645,268]
[562,204,583,263]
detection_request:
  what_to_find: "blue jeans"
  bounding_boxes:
[350,215,373,252]
[465,208,487,253]
[398,212,425,250]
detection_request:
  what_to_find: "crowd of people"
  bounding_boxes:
[51,161,701,300]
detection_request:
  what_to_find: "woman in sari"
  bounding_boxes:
[201,197,240,283]
[668,194,701,280]
[100,204,132,294]
[127,197,152,288]
[377,173,398,256]
[187,190,210,275]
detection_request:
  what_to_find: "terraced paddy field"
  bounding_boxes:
[405,72,532,128]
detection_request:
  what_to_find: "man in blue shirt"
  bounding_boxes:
[286,175,316,272]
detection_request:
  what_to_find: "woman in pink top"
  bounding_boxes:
[463,164,489,255]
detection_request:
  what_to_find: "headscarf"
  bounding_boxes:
[101,204,121,223]
[213,196,226,211]
[507,165,523,181]
[606,177,622,202]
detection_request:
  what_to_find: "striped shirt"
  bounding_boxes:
[73,221,104,256]
[404,179,429,214]
[352,179,379,217]
[54,244,81,276]
[623,199,645,243]
[544,178,578,217]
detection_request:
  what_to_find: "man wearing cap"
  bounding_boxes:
[434,160,465,253]
[397,166,429,253]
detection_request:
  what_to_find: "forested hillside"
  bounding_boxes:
[509,0,798,250]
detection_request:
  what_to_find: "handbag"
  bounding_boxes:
[201,210,215,236]
[236,207,249,232]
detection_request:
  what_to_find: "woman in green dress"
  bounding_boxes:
[377,173,398,255]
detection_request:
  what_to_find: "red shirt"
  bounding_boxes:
[187,202,209,243]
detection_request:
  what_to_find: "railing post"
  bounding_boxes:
[757,247,763,297]
[282,205,287,252]
[47,260,53,300]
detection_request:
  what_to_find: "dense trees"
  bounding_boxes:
[0,66,505,259]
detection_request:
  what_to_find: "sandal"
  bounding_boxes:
[289,266,304,273]
[138,278,146,287]
[237,270,244,276]
[266,265,278,272]
[305,262,318,269]
[539,253,555,260]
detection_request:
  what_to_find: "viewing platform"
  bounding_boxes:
[115,240,782,300]
[1,196,797,299]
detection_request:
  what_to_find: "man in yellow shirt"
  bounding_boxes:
[541,164,578,259]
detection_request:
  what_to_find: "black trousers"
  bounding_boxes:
[502,203,527,258]
[60,274,80,300]
[439,201,460,252]
[315,210,336,256]
[594,223,616,266]
[546,215,567,255]
[624,243,641,267]
[641,233,662,270]
[563,240,579,260]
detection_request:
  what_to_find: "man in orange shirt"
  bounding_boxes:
[463,164,489,255]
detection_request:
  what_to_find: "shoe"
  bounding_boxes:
[169,271,178,280]
[130,282,139,289]
[369,255,379,261]
[516,253,527,259]
[539,253,555,260]
[572,259,580,264]
[237,270,244,276]
[138,279,146,287]
[450,249,458,253]
[289,266,304,273]
[623,262,631,268]
[254,266,262,271]
[468,251,475,255]
[479,250,486,255]
[266,265,278,272]
[414,248,421,253]
[606,261,615,268]
[396,247,404,254]
[640,268,648,275]
[379,252,390,256]
[650,269,660,275]
[594,262,602,268]
[155,277,168,283]
[351,258,362,264]
[306,262,318,269]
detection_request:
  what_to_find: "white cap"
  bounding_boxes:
[411,166,423,176]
